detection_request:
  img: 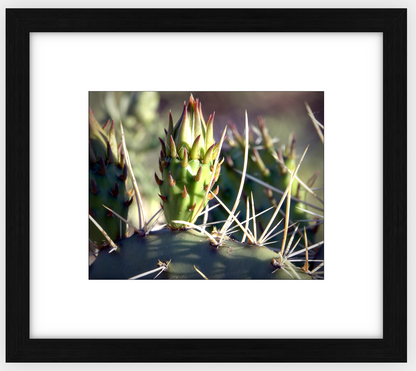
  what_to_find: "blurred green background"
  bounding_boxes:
[89,91,324,238]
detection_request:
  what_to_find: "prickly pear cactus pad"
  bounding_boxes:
[89,229,313,280]
[156,95,221,229]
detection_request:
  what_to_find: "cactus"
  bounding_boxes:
[89,93,324,280]
[89,91,163,219]
[89,109,132,247]
[156,95,221,230]
[89,229,314,280]
[212,117,321,246]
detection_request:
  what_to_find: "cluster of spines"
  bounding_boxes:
[89,109,133,245]
[156,95,222,228]
[216,116,320,240]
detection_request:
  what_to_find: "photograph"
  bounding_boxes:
[88,91,324,279]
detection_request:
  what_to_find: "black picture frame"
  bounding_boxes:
[6,8,407,362]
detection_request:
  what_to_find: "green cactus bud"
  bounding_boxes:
[157,95,221,229]
[89,109,130,247]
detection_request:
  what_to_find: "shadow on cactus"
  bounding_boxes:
[89,93,324,280]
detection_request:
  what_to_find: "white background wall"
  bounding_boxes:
[0,0,413,370]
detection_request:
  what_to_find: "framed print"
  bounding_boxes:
[6,8,406,362]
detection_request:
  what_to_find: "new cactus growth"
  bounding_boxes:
[89,109,132,247]
[212,116,321,245]
[157,95,221,229]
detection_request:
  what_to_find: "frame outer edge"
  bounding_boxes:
[6,9,31,362]
[4,8,408,363]
[384,8,407,362]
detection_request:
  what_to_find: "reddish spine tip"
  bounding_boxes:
[181,148,189,168]
[207,112,216,125]
[119,164,128,182]
[119,149,125,168]
[155,172,163,186]
[168,172,176,187]
[125,197,134,207]
[158,194,167,202]
[182,185,188,198]
[193,166,202,182]
[107,141,114,164]
[187,94,195,111]
[189,202,197,211]
[159,138,167,157]
[90,179,98,194]
[102,119,110,130]
[99,156,107,175]
[110,182,119,197]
